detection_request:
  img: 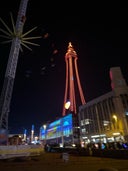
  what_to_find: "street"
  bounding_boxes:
[0,152,128,171]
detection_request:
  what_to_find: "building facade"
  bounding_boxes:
[39,113,80,147]
[78,67,128,147]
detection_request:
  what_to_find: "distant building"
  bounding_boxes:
[78,67,128,146]
[8,134,23,145]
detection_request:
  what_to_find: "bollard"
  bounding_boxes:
[62,152,69,163]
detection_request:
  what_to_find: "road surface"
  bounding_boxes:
[0,152,128,171]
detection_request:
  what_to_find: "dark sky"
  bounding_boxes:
[0,0,128,135]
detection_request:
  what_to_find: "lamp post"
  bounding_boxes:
[23,129,27,142]
[31,124,34,143]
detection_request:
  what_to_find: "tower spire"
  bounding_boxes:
[62,42,86,116]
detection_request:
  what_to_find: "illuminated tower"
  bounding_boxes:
[23,129,27,142]
[62,42,86,116]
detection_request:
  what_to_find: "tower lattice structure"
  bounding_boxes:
[0,0,29,130]
[62,42,86,116]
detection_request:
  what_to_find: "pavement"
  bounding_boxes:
[0,152,128,171]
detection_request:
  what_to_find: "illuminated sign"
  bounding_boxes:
[40,114,73,140]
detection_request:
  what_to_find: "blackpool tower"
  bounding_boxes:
[62,42,86,116]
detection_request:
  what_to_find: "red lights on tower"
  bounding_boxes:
[62,42,86,116]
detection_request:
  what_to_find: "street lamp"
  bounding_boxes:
[112,114,118,130]
[113,115,117,122]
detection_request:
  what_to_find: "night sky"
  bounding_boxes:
[0,0,128,135]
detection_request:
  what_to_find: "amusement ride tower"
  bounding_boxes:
[62,42,86,116]
[0,0,40,131]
